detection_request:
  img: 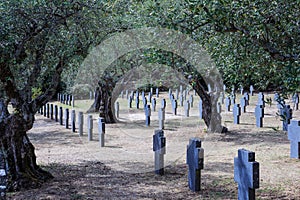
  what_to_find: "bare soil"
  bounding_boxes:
[7,92,300,200]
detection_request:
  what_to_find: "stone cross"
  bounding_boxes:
[186,138,204,192]
[71,110,76,132]
[250,85,254,96]
[168,88,172,99]
[115,102,119,119]
[240,97,247,113]
[189,95,194,107]
[184,100,190,117]
[128,96,132,108]
[72,95,75,108]
[54,105,58,122]
[135,92,139,109]
[145,105,151,126]
[43,104,46,117]
[152,98,156,112]
[142,91,145,101]
[87,115,93,141]
[161,99,166,109]
[239,86,243,95]
[255,105,264,128]
[153,130,166,175]
[98,117,105,147]
[244,92,250,106]
[78,112,83,136]
[233,104,241,124]
[65,108,69,129]
[257,92,265,107]
[46,103,50,118]
[50,104,54,120]
[287,120,300,159]
[0,151,7,199]
[172,99,177,115]
[231,94,236,105]
[225,97,231,112]
[292,93,299,110]
[234,149,259,200]
[148,92,152,103]
[59,107,63,125]
[280,105,293,131]
[179,94,184,107]
[158,108,165,130]
[199,99,203,119]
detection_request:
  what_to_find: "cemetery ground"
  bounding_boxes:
[7,92,300,200]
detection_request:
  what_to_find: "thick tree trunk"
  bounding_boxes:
[0,101,53,191]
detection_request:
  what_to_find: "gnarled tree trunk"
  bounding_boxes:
[0,100,53,191]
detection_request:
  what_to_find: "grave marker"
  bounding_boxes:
[240,97,247,113]
[152,98,156,112]
[179,94,184,107]
[244,92,250,106]
[189,95,194,107]
[88,115,93,141]
[71,110,76,132]
[280,105,293,131]
[250,85,254,96]
[148,92,152,103]
[186,138,204,192]
[184,100,190,117]
[255,105,264,128]
[158,108,165,129]
[233,104,241,124]
[50,104,54,120]
[46,103,50,118]
[257,92,265,107]
[234,149,259,200]
[161,99,166,109]
[153,130,166,175]
[156,88,159,98]
[172,99,177,115]
[78,112,83,136]
[217,102,222,114]
[59,107,63,125]
[98,117,105,147]
[43,105,46,117]
[225,97,231,112]
[136,92,139,109]
[54,105,58,122]
[287,120,300,159]
[199,99,203,119]
[65,108,69,129]
[128,96,132,108]
[292,93,299,110]
[145,105,151,126]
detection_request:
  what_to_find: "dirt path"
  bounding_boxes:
[7,92,300,199]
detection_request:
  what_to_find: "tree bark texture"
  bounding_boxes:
[0,100,53,191]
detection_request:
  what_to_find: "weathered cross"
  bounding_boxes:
[186,138,204,192]
[287,120,300,159]
[153,130,166,175]
[234,149,259,200]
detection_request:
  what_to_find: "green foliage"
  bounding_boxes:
[31,87,42,100]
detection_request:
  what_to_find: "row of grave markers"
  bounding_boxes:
[37,103,106,147]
